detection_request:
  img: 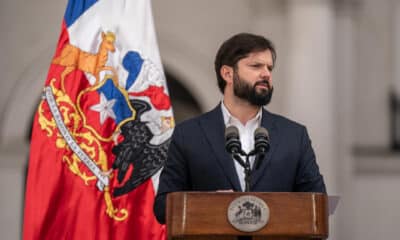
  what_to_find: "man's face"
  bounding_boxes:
[232,50,274,106]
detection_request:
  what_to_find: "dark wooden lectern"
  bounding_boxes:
[166,192,328,240]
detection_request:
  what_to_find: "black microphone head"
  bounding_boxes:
[225,125,239,139]
[225,125,242,154]
[254,127,269,139]
[254,127,270,153]
[253,127,270,170]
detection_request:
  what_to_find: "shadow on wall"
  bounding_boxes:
[165,70,202,123]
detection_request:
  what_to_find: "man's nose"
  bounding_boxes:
[260,68,271,79]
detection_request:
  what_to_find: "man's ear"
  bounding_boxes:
[220,65,234,84]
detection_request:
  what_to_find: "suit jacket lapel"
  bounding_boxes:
[199,105,242,191]
[251,108,280,188]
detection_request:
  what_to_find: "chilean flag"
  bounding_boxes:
[23,0,171,239]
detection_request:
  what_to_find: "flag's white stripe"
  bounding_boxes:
[67,0,164,90]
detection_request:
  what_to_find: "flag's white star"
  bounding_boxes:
[90,92,117,125]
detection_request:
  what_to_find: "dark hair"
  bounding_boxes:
[214,33,276,93]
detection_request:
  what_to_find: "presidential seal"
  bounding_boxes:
[227,195,270,232]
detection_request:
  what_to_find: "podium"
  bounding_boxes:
[166,192,328,240]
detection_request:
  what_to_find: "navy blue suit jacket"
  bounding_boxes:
[154,105,326,224]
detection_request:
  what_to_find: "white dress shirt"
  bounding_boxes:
[221,102,262,191]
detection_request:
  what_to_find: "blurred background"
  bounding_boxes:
[1,0,400,239]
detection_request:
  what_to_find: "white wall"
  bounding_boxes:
[0,1,66,238]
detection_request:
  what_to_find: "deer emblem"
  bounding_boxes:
[52,31,118,88]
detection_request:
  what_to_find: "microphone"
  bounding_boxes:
[253,127,270,170]
[225,126,243,155]
[225,126,246,167]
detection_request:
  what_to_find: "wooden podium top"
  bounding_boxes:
[166,192,328,240]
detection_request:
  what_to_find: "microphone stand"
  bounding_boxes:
[244,154,251,192]
[226,126,269,192]
[233,151,256,192]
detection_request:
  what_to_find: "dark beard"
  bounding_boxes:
[233,73,273,106]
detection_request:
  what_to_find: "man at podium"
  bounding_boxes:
[154,33,326,224]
